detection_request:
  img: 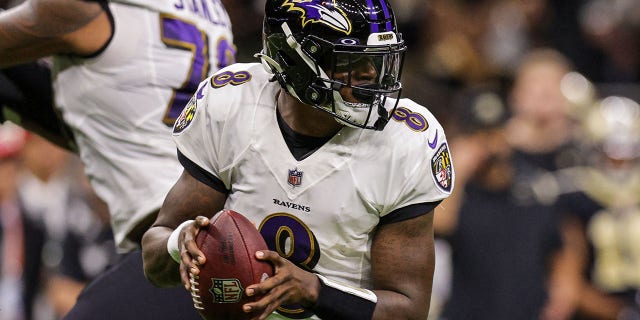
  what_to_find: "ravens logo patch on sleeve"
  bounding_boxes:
[173,97,197,134]
[431,143,453,193]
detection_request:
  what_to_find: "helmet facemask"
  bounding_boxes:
[259,21,406,130]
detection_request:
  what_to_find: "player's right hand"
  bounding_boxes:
[242,250,321,320]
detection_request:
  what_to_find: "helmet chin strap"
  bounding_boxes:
[331,91,374,128]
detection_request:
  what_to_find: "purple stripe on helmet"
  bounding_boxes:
[379,0,393,31]
[365,0,379,33]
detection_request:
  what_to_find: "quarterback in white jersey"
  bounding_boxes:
[178,61,451,298]
[143,0,454,318]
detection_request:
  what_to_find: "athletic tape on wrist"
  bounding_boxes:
[311,274,377,320]
[166,219,195,263]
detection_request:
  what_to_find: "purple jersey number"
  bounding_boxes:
[259,213,319,318]
[159,14,236,125]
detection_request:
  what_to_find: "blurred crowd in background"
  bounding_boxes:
[1,0,639,319]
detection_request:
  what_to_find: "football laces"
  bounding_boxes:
[190,272,204,310]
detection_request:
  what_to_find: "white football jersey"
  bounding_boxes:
[52,0,234,251]
[174,63,454,319]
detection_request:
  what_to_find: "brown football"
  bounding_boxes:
[190,209,273,320]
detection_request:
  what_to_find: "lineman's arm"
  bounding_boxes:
[141,170,227,288]
[0,0,110,68]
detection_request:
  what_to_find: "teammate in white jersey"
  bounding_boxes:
[0,0,235,319]
[142,0,454,319]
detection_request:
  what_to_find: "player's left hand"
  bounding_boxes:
[242,250,321,320]
[180,215,210,290]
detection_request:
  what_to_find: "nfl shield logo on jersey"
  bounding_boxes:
[288,168,303,187]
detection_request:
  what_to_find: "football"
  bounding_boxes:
[190,209,274,320]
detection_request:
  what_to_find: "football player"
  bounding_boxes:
[0,0,236,319]
[142,0,454,319]
[556,95,640,319]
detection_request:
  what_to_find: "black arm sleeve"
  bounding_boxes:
[177,150,230,194]
[379,201,441,225]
